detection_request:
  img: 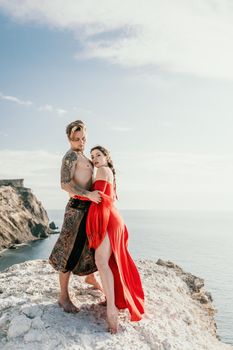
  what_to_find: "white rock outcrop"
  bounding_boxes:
[0,259,232,350]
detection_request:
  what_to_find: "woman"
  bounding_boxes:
[75,146,144,333]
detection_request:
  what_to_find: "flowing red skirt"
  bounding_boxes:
[85,180,145,321]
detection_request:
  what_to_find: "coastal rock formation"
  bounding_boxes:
[0,259,232,350]
[0,180,52,250]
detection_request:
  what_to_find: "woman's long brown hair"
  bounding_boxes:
[91,145,118,199]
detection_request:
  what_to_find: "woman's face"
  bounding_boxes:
[91,149,108,168]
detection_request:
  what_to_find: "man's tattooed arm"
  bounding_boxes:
[60,151,89,196]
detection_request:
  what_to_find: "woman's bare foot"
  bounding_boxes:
[85,274,103,292]
[107,308,119,334]
[58,298,80,313]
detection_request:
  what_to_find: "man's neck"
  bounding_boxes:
[71,148,85,155]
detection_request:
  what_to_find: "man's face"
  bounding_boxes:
[69,130,87,152]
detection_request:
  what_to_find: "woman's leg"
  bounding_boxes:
[95,233,118,333]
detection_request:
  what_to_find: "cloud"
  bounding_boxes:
[38,104,68,116]
[0,131,8,137]
[0,91,32,106]
[0,150,60,179]
[38,104,54,113]
[56,108,68,116]
[115,151,233,210]
[0,1,233,79]
[115,151,233,190]
[0,149,69,209]
[0,90,68,116]
[0,149,232,210]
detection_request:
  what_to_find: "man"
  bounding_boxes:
[49,120,102,313]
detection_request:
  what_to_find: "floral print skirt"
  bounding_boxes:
[49,198,97,276]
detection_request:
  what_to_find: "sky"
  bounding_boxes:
[0,0,233,210]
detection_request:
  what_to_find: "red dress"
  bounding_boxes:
[76,179,144,321]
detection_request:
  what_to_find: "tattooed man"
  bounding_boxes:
[49,120,102,313]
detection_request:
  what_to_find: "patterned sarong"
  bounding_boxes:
[49,198,97,276]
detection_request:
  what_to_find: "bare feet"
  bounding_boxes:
[98,298,107,306]
[107,308,119,334]
[58,298,80,313]
[85,274,103,292]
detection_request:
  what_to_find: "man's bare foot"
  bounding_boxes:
[85,274,103,292]
[98,298,107,306]
[58,298,80,313]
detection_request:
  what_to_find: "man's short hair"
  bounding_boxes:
[66,120,86,139]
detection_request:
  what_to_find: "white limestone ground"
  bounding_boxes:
[0,259,232,350]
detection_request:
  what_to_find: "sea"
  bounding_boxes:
[0,209,232,345]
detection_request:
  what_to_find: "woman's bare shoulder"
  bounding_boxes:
[96,167,113,182]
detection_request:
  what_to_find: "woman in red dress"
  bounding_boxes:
[75,146,144,333]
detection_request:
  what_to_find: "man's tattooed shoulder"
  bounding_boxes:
[61,150,77,183]
[63,150,78,163]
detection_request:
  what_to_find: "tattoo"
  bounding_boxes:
[61,151,77,184]
[71,182,88,196]
[60,151,88,196]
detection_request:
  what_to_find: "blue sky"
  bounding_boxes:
[0,1,233,210]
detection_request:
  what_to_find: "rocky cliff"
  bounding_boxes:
[0,183,52,250]
[0,259,232,350]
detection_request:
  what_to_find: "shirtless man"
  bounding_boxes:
[49,120,102,313]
